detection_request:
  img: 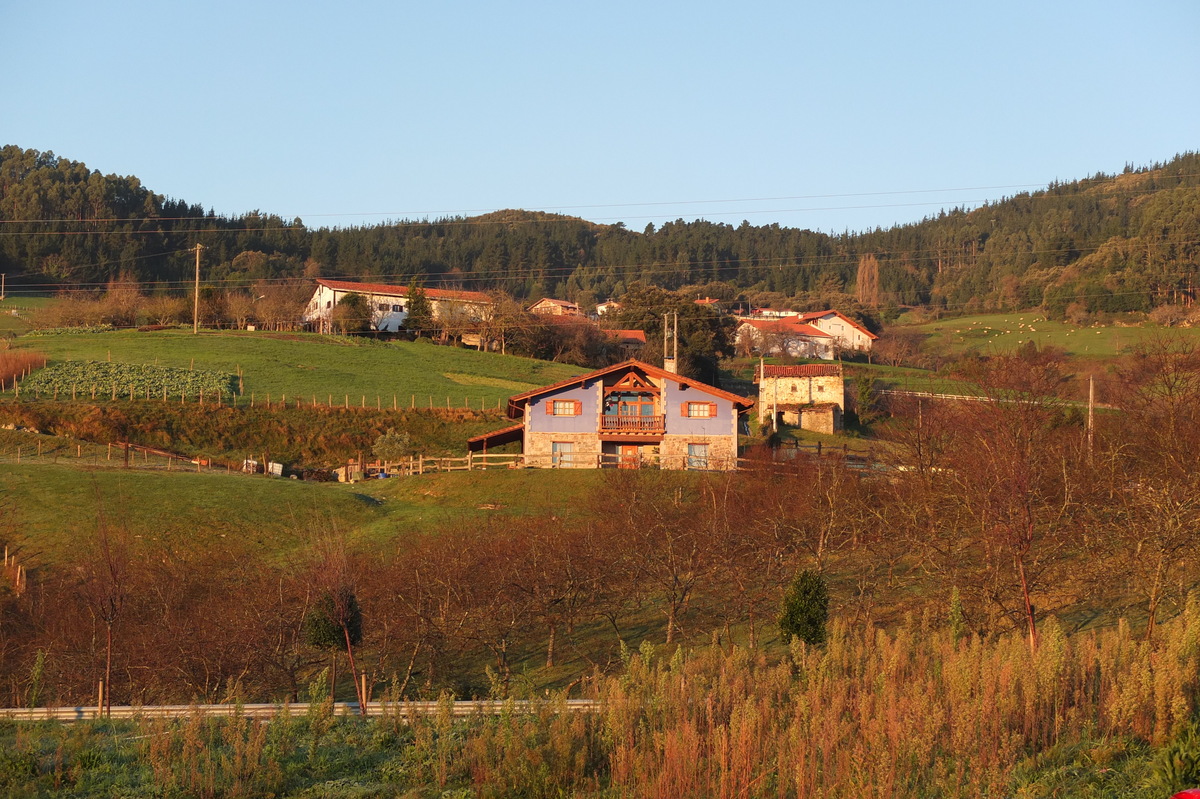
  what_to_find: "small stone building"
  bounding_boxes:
[756,363,845,432]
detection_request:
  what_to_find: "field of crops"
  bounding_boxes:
[17,361,236,399]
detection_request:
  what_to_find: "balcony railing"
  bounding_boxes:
[599,415,665,433]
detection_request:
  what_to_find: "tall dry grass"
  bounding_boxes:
[2,604,1198,796]
[598,599,1200,798]
[0,350,45,389]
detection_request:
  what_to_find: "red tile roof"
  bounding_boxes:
[737,318,830,337]
[315,278,492,305]
[505,359,754,418]
[759,364,843,379]
[798,310,879,339]
[606,329,646,344]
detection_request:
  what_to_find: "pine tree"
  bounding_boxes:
[403,286,435,338]
[779,569,829,646]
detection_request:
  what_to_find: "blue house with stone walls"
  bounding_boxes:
[467,359,755,469]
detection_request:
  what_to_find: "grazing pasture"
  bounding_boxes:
[910,312,1200,358]
[8,329,584,406]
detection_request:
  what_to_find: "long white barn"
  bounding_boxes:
[304,278,493,334]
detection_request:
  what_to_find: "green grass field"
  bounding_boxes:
[0,296,55,335]
[9,329,584,405]
[1,462,386,564]
[909,312,1200,358]
[1,458,607,566]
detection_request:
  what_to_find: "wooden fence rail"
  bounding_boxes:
[0,699,600,723]
[342,444,877,480]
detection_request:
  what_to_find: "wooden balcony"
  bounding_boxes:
[599,415,665,434]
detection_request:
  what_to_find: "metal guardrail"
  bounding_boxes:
[0,698,600,723]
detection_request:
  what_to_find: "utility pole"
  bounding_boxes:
[1,273,6,300]
[1087,374,1095,463]
[662,312,679,374]
[192,243,204,335]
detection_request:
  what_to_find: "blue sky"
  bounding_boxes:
[3,1,1197,235]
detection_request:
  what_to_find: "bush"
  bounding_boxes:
[779,569,829,646]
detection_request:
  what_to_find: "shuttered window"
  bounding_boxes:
[681,402,718,418]
[545,399,583,416]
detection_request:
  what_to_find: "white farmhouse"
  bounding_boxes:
[304,278,493,334]
[796,310,877,354]
[735,317,835,360]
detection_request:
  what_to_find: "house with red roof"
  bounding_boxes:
[467,359,754,470]
[304,278,493,334]
[755,363,846,433]
[735,317,835,360]
[796,310,877,354]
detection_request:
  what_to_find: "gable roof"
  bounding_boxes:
[606,329,647,345]
[737,318,831,337]
[757,364,843,381]
[314,278,492,305]
[530,297,581,312]
[798,310,879,340]
[505,359,754,418]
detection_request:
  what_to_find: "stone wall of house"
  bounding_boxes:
[799,405,839,435]
[759,374,845,412]
[659,434,738,471]
[525,430,603,468]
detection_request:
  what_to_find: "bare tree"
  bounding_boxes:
[74,512,132,714]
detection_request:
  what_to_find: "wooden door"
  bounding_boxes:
[618,445,639,469]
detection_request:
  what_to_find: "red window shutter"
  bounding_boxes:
[573,400,582,416]
[709,403,718,417]
[681,402,689,417]
[545,400,553,415]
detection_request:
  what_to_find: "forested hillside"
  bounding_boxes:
[2,145,1197,317]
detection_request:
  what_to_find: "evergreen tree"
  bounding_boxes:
[779,569,829,646]
[403,286,435,338]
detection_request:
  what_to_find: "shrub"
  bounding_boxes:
[778,569,828,646]
[372,428,412,462]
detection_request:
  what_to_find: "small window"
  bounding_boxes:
[326,301,332,309]
[546,399,583,416]
[681,402,717,418]
[392,304,404,312]
[687,443,709,470]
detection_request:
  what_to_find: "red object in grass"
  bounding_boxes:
[1170,790,1200,798]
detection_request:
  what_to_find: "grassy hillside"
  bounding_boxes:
[1,461,605,566]
[0,296,51,335]
[908,312,1200,359]
[2,462,385,564]
[9,328,584,405]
